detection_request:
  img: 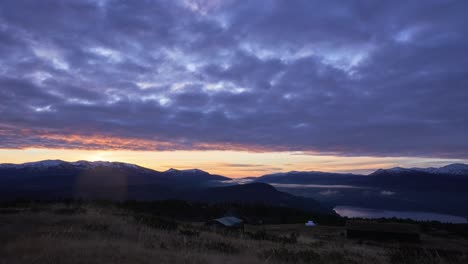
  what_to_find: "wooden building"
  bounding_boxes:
[206,216,244,230]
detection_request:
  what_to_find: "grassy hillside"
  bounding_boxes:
[1,201,467,264]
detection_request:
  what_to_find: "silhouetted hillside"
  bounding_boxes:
[180,183,334,215]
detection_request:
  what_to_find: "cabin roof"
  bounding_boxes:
[211,216,243,227]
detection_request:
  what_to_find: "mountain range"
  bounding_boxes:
[252,164,468,217]
[0,160,332,215]
[1,160,467,217]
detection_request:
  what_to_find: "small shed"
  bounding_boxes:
[305,220,316,227]
[346,221,420,242]
[206,216,244,230]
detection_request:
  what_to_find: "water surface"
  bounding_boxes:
[334,206,467,224]
[271,183,368,189]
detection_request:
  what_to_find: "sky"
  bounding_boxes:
[0,0,467,177]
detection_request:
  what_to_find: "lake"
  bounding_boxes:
[271,183,368,189]
[334,206,468,224]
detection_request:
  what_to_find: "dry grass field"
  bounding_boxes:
[0,202,467,264]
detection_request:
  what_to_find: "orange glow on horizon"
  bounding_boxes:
[0,148,466,178]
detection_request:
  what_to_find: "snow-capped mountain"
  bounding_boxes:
[372,163,468,176]
[0,160,141,170]
[370,167,421,177]
[252,163,468,217]
[0,160,66,169]
[434,163,468,175]
[0,160,333,214]
[0,160,230,194]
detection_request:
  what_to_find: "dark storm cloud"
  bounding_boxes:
[0,0,467,158]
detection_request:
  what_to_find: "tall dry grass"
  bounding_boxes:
[0,203,466,264]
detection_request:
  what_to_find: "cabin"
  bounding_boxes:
[206,216,244,230]
[346,221,420,242]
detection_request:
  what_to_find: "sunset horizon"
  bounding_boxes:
[1,148,467,178]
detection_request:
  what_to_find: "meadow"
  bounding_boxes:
[0,201,467,264]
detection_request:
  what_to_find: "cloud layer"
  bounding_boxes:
[0,0,467,158]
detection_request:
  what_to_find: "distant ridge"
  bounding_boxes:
[258,163,468,179]
[1,160,466,178]
[0,160,467,215]
[0,160,229,198]
[250,163,468,217]
[0,159,143,170]
[0,160,334,215]
[370,163,468,177]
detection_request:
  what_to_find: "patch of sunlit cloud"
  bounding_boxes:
[239,41,372,76]
[136,82,160,90]
[393,26,425,43]
[181,0,227,15]
[32,44,69,71]
[170,81,195,92]
[319,46,373,75]
[89,46,123,63]
[28,71,53,85]
[67,98,95,106]
[31,105,54,113]
[204,82,247,94]
[141,94,172,106]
